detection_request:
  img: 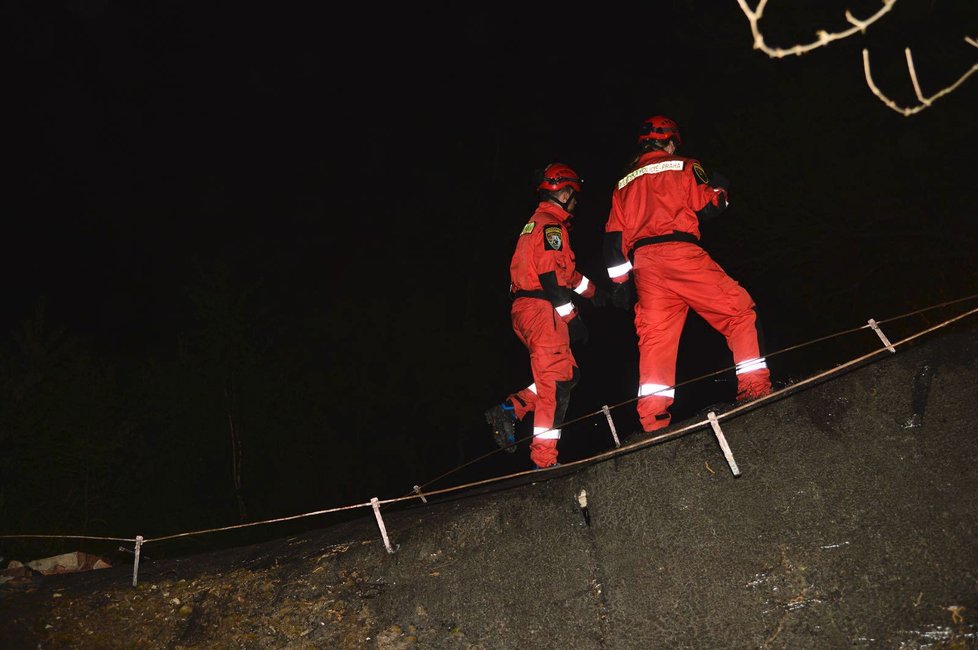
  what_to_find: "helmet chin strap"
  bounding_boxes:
[550,189,576,214]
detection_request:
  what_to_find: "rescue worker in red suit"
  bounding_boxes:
[485,163,606,469]
[603,115,772,433]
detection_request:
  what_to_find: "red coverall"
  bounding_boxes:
[604,150,771,432]
[507,201,595,468]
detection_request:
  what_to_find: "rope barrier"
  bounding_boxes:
[2,294,977,585]
[410,292,978,492]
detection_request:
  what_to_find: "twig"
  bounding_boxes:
[737,1,977,116]
[736,0,897,58]
[863,42,978,116]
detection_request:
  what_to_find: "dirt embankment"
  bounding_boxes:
[2,321,977,649]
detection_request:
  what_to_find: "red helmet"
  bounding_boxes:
[638,115,682,145]
[537,163,583,193]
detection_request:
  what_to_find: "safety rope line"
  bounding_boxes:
[146,500,374,544]
[0,533,136,543]
[411,292,978,492]
[2,294,976,555]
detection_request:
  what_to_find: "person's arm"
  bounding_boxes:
[604,196,635,310]
[603,192,632,283]
[690,160,729,223]
[536,223,578,322]
[603,231,631,283]
[538,270,577,321]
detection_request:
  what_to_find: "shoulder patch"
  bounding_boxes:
[692,162,709,185]
[521,221,536,235]
[543,224,563,251]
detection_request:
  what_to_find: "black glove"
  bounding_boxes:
[567,315,589,345]
[590,284,610,308]
[710,172,730,191]
[611,279,635,311]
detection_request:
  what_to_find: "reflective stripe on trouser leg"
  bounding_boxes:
[532,426,561,440]
[736,358,767,375]
[736,358,771,399]
[527,367,579,467]
[637,383,675,431]
[510,298,577,433]
[530,429,560,468]
[679,268,771,398]
[633,289,685,432]
[639,384,675,398]
[732,308,771,399]
[511,297,578,468]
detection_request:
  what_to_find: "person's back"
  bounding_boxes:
[610,148,708,246]
[604,115,771,433]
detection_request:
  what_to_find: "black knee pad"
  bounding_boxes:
[554,366,581,425]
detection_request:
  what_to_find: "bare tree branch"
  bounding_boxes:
[863,39,978,116]
[737,1,977,116]
[735,0,897,58]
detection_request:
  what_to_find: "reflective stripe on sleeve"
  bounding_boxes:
[555,302,574,317]
[608,261,632,279]
[574,276,591,294]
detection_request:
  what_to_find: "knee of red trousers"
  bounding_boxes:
[529,438,559,469]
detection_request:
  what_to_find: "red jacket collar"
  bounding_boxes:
[636,149,673,165]
[535,200,571,224]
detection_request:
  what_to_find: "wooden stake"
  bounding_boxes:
[707,412,741,477]
[601,405,621,448]
[370,497,395,554]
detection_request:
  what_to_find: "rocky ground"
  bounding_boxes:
[2,318,977,649]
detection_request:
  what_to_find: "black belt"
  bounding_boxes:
[634,230,699,248]
[630,230,700,260]
[511,289,549,301]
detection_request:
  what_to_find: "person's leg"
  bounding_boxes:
[485,382,539,453]
[486,302,543,451]
[491,299,576,466]
[525,342,576,468]
[552,366,580,430]
[634,272,687,431]
[683,255,771,400]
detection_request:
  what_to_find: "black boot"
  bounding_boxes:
[484,402,517,453]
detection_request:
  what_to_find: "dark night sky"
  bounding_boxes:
[2,1,977,515]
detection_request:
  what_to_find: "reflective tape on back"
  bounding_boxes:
[617,160,685,189]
